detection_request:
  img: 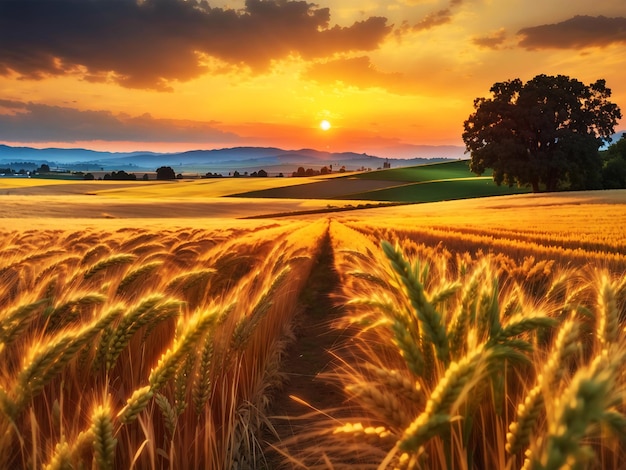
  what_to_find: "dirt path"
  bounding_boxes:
[264,229,352,466]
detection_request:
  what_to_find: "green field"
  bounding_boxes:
[231,160,531,202]
[353,159,481,182]
[337,177,531,202]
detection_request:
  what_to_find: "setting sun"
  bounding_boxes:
[320,120,331,131]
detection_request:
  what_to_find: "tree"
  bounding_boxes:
[38,163,50,173]
[156,166,176,180]
[601,133,626,188]
[462,74,621,192]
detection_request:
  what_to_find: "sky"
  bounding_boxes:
[0,0,625,159]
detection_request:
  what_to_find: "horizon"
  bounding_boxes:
[0,140,467,158]
[0,1,625,158]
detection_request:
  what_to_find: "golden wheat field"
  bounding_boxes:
[1,187,625,469]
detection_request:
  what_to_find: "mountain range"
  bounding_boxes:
[0,144,465,173]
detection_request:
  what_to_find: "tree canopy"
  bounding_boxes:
[601,133,626,189]
[462,74,622,192]
[156,166,176,180]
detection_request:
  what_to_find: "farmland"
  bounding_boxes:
[230,160,532,202]
[0,174,625,468]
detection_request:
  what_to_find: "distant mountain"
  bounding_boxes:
[0,144,458,173]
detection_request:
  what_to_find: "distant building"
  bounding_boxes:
[383,159,391,169]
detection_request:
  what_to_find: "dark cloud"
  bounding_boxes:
[0,0,391,90]
[473,29,507,49]
[518,15,626,49]
[413,9,454,31]
[406,0,465,32]
[0,100,240,143]
[305,56,410,93]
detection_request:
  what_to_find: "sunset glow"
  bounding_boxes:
[0,0,624,158]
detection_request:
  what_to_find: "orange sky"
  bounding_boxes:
[1,0,625,159]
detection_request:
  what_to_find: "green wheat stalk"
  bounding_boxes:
[382,241,449,364]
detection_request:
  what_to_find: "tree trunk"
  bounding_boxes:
[531,179,539,193]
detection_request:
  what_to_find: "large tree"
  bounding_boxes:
[462,74,621,192]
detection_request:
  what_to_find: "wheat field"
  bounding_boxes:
[1,191,625,469]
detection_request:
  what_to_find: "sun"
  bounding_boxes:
[320,120,331,131]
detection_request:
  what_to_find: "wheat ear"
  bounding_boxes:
[83,254,136,280]
[105,295,182,371]
[12,306,123,414]
[44,293,107,332]
[531,350,623,470]
[333,422,396,446]
[399,345,492,452]
[192,333,214,416]
[597,275,619,347]
[364,364,424,404]
[42,441,72,470]
[117,385,154,424]
[116,261,163,295]
[155,393,178,437]
[448,266,482,359]
[382,241,449,364]
[506,317,580,455]
[0,299,49,347]
[149,306,221,390]
[346,382,408,428]
[91,404,117,470]
[231,267,290,351]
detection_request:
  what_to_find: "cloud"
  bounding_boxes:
[305,56,409,93]
[0,0,391,90]
[403,0,465,32]
[472,28,507,49]
[0,100,240,144]
[518,15,626,49]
